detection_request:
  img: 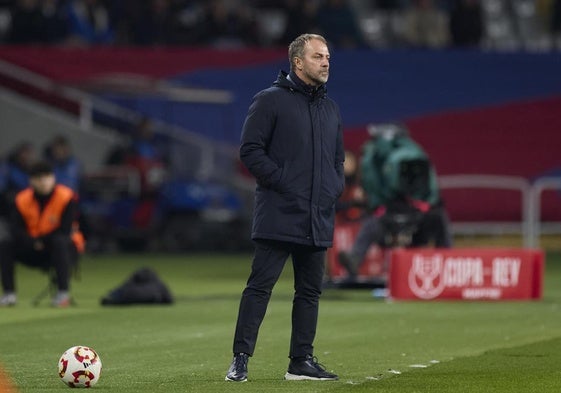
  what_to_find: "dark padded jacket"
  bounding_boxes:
[240,70,345,247]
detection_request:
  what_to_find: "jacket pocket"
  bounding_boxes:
[277,192,308,215]
[320,166,344,207]
[271,161,292,194]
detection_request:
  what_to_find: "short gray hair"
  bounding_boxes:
[288,33,327,70]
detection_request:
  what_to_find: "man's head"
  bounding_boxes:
[28,162,56,196]
[289,34,330,86]
[12,142,36,169]
[49,135,71,162]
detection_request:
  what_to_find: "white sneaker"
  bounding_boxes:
[0,293,17,307]
[52,292,71,308]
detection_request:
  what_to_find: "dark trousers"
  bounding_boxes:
[233,239,326,358]
[0,234,77,293]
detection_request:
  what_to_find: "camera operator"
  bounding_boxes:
[338,124,452,279]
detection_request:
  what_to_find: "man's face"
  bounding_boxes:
[30,174,56,196]
[295,38,330,86]
[52,144,69,161]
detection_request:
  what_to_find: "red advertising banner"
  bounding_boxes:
[389,248,544,300]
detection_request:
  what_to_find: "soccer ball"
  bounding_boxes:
[58,346,102,388]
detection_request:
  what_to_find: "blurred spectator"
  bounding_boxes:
[128,0,177,45]
[6,0,44,43]
[0,143,37,237]
[105,118,163,164]
[126,118,167,229]
[249,0,286,7]
[316,0,365,48]
[277,0,319,45]
[449,0,483,48]
[43,135,82,193]
[1,0,560,50]
[129,117,162,162]
[375,0,408,10]
[2,142,37,199]
[198,0,258,48]
[101,0,131,44]
[105,118,167,197]
[41,0,69,43]
[403,0,449,48]
[65,0,114,45]
[100,118,168,234]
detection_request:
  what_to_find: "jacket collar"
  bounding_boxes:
[33,188,54,211]
[274,70,327,99]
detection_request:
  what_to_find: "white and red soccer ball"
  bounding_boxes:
[58,346,102,388]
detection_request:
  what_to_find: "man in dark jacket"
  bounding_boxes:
[226,33,344,382]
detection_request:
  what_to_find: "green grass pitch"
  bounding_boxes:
[1,251,561,392]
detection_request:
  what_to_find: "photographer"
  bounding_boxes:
[338,124,452,279]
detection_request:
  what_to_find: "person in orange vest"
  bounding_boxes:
[0,162,85,307]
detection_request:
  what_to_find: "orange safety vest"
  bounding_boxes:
[14,184,86,253]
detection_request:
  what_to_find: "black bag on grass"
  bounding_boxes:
[101,268,173,305]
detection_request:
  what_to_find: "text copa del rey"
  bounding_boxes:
[408,253,522,300]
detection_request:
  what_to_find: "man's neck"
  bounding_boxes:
[289,71,320,93]
[34,189,55,211]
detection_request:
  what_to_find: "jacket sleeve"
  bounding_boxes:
[10,207,35,248]
[239,91,282,188]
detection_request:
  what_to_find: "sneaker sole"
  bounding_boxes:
[224,376,247,382]
[284,372,338,381]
